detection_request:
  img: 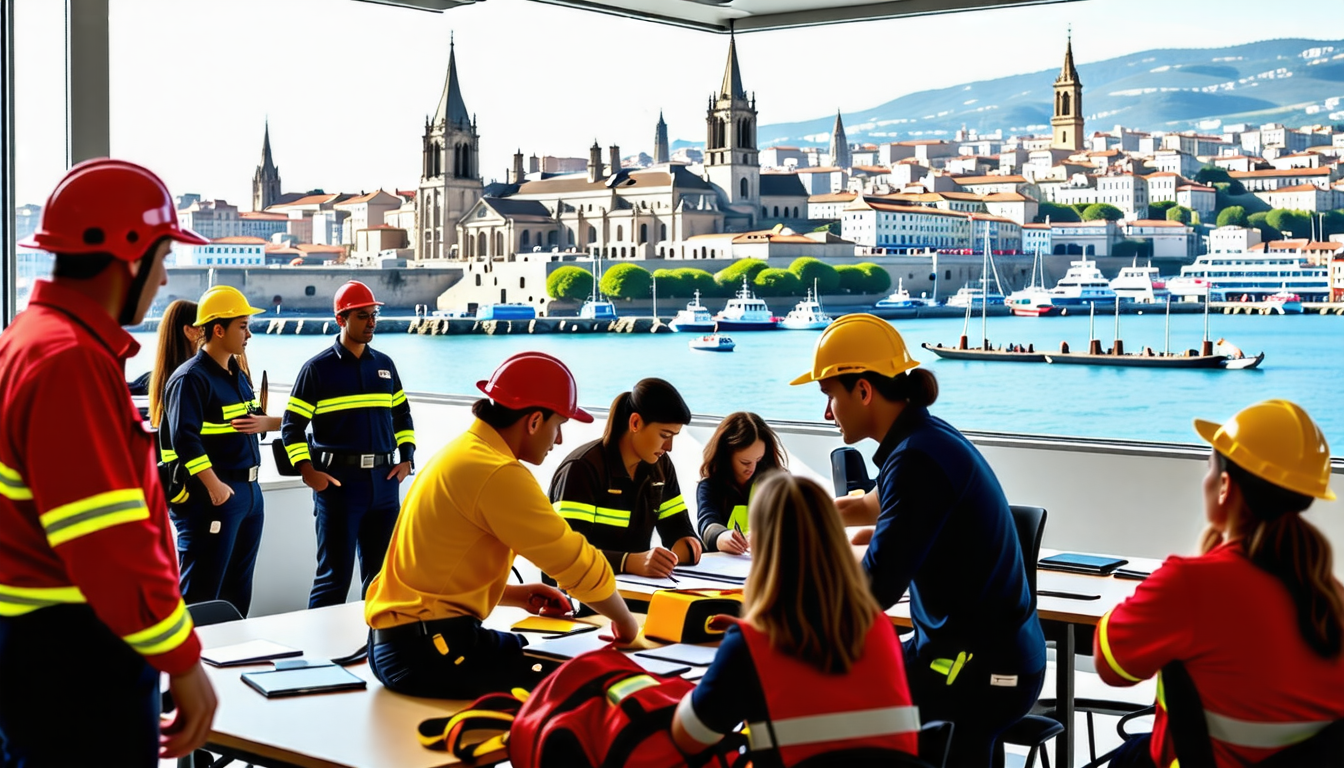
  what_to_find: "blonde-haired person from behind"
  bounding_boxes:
[1096,399,1344,768]
[673,473,920,768]
[146,299,201,428]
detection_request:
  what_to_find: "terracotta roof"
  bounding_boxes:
[851,200,968,218]
[1022,222,1050,229]
[397,190,417,198]
[1229,168,1330,178]
[210,236,268,244]
[796,166,843,174]
[953,175,1027,185]
[967,214,1017,225]
[1049,221,1111,228]
[1261,183,1325,193]
[879,191,984,203]
[852,165,890,174]
[296,244,346,253]
[1263,239,1309,249]
[239,211,289,220]
[1177,184,1215,192]
[336,191,380,206]
[1304,242,1344,251]
[264,245,303,254]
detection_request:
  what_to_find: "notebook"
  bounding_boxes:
[1038,553,1128,575]
[672,555,752,583]
[635,643,720,667]
[202,639,302,667]
[241,662,367,698]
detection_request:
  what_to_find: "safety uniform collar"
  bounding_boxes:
[195,347,241,378]
[872,404,930,466]
[468,419,517,461]
[331,335,372,362]
[601,436,665,486]
[27,279,139,361]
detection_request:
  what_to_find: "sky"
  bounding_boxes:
[13,0,1344,208]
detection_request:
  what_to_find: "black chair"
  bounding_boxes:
[791,721,954,768]
[830,446,876,497]
[177,601,246,768]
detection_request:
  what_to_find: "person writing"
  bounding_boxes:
[695,411,786,554]
[549,378,702,580]
[792,314,1045,768]
[0,159,216,764]
[365,352,639,698]
[673,472,920,766]
[1096,399,1344,768]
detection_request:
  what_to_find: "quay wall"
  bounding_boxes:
[160,265,463,313]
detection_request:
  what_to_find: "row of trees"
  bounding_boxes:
[546,257,893,302]
[1035,200,1197,224]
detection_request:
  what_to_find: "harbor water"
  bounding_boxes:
[129,312,1344,449]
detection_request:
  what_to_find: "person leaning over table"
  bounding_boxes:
[1096,399,1344,768]
[695,411,787,554]
[548,377,703,580]
[364,352,640,699]
[792,313,1046,768]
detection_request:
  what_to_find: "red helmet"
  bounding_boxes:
[476,352,593,423]
[334,280,383,314]
[19,158,208,260]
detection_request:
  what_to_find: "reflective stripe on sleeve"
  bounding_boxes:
[200,421,238,435]
[0,460,32,501]
[159,448,179,463]
[555,501,596,525]
[657,494,687,520]
[676,692,724,746]
[395,430,416,447]
[285,442,312,464]
[0,583,86,617]
[286,396,315,419]
[122,599,194,657]
[39,488,151,547]
[184,455,212,475]
[391,390,407,407]
[220,399,259,420]
[1097,610,1142,683]
[1205,711,1331,750]
[747,705,921,751]
[313,393,394,415]
[594,507,632,527]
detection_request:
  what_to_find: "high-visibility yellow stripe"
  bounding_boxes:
[728,505,749,534]
[39,488,150,547]
[0,460,32,501]
[0,583,87,616]
[555,501,596,524]
[606,674,658,705]
[1097,610,1142,683]
[395,430,416,446]
[657,495,687,519]
[287,396,315,419]
[185,455,212,475]
[159,447,179,463]
[220,399,259,420]
[122,599,194,656]
[391,390,407,407]
[595,507,632,527]
[314,393,394,415]
[285,442,312,464]
[170,486,189,504]
[200,421,238,435]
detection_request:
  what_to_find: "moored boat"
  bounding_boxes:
[668,290,716,333]
[921,341,1046,363]
[1111,262,1169,304]
[689,333,735,352]
[1006,287,1056,317]
[713,278,779,331]
[779,289,833,330]
[1048,259,1118,306]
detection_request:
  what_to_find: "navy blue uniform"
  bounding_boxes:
[281,338,415,608]
[866,404,1046,768]
[164,350,265,616]
[695,476,751,551]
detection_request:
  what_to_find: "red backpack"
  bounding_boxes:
[420,648,743,768]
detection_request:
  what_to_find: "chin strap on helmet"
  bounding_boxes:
[117,240,162,326]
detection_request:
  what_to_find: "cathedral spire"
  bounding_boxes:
[252,119,282,211]
[434,32,471,129]
[719,30,746,101]
[260,119,276,173]
[829,110,851,169]
[654,111,670,165]
[1059,26,1079,83]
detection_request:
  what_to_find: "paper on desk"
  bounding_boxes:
[527,631,612,660]
[672,555,752,583]
[635,643,720,667]
[616,574,735,592]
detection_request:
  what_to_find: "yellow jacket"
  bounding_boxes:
[365,419,616,629]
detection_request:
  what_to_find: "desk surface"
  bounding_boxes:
[197,602,540,768]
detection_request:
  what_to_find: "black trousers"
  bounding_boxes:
[369,616,544,700]
[0,605,160,767]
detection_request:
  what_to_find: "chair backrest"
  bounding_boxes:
[187,599,243,627]
[917,720,954,768]
[830,446,877,498]
[1008,505,1047,607]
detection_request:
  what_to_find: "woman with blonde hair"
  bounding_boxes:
[672,473,919,767]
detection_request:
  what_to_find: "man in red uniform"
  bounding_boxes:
[0,159,218,766]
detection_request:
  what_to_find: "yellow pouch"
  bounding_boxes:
[643,589,743,644]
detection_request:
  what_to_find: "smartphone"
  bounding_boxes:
[511,616,589,635]
[1113,568,1152,581]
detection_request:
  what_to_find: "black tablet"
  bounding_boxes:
[241,664,367,698]
[1039,553,1128,575]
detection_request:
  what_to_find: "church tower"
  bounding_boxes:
[653,111,670,165]
[251,120,282,212]
[829,110,851,169]
[704,32,759,223]
[416,33,483,261]
[1051,31,1084,152]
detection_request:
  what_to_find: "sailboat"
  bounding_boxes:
[922,230,1046,363]
[1044,295,1264,369]
[579,255,617,320]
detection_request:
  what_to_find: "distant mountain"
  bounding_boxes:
[681,38,1344,150]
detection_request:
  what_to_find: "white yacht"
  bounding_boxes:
[579,299,616,320]
[945,281,1005,308]
[667,290,716,333]
[1006,251,1057,316]
[779,289,833,330]
[1110,263,1169,304]
[1169,252,1329,303]
[713,278,779,331]
[874,278,917,310]
[1048,259,1118,306]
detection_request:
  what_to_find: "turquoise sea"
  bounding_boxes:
[129,312,1344,449]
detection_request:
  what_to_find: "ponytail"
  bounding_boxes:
[601,378,691,446]
[835,367,939,408]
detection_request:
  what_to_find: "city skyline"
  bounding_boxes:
[12,0,1344,207]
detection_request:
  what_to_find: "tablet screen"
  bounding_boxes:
[1039,553,1127,571]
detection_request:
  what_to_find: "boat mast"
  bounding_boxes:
[980,227,989,349]
[651,274,658,320]
[1202,283,1212,356]
[813,277,821,314]
[1164,293,1171,356]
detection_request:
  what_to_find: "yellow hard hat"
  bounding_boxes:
[1194,399,1335,501]
[194,285,264,327]
[790,313,919,386]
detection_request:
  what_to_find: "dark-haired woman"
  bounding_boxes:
[696,412,787,554]
[1097,400,1344,768]
[792,314,1045,768]
[549,377,702,580]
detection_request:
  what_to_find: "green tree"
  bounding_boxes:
[1165,205,1193,224]
[600,263,652,300]
[753,268,802,297]
[1264,209,1311,239]
[546,265,594,301]
[788,257,841,294]
[1215,206,1248,228]
[1112,239,1152,259]
[1148,200,1177,218]
[714,258,768,294]
[1034,202,1081,223]
[674,268,717,297]
[1195,165,1245,195]
[835,264,866,293]
[651,268,684,298]
[1082,203,1125,221]
[856,262,892,294]
[1246,211,1280,241]
[1070,202,1091,216]
[1321,210,1344,238]
[813,222,840,235]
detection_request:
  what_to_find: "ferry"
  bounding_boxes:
[688,333,736,352]
[667,290,716,333]
[1047,259,1118,306]
[474,303,536,321]
[871,278,927,317]
[1110,263,1169,304]
[1168,252,1330,302]
[1005,287,1057,317]
[713,278,780,331]
[779,289,833,330]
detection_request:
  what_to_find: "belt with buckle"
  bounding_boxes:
[215,466,260,483]
[319,451,397,469]
[370,616,478,646]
